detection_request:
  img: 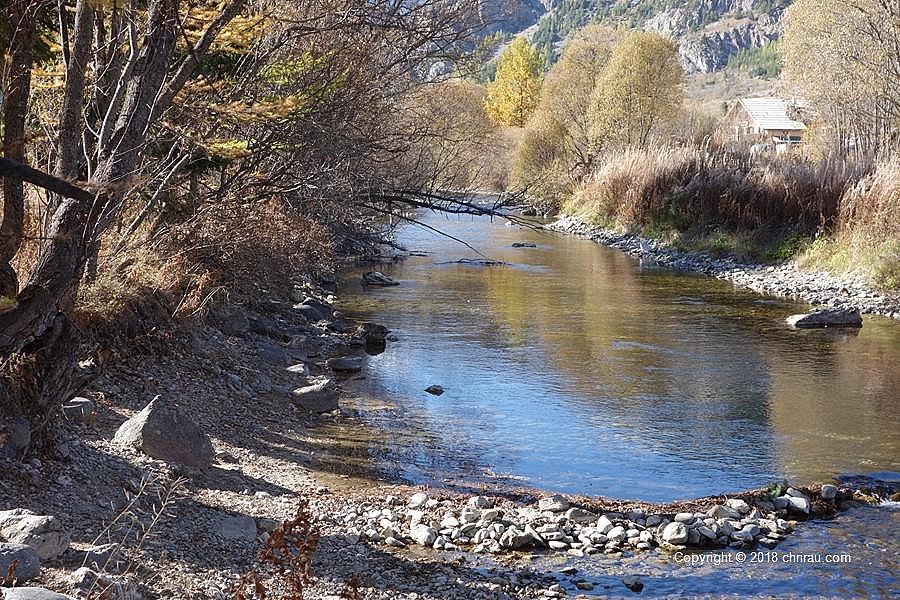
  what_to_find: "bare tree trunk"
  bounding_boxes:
[0,0,37,297]
[56,0,95,180]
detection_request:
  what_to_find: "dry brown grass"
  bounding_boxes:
[74,199,335,339]
[567,146,858,234]
[799,160,900,290]
[566,146,899,289]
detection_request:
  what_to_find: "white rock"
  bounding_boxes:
[480,508,501,522]
[460,507,480,523]
[707,505,741,520]
[662,521,688,544]
[499,527,532,549]
[440,516,460,529]
[468,496,493,509]
[606,526,627,543]
[0,510,70,560]
[595,515,614,534]
[1,589,75,600]
[407,492,428,509]
[564,507,598,524]
[725,498,751,515]
[410,524,438,547]
[787,496,810,514]
[538,495,569,512]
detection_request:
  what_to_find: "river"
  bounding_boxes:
[328,210,899,597]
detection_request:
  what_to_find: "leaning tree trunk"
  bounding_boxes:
[1,0,179,454]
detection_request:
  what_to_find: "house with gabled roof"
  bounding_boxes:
[723,97,807,153]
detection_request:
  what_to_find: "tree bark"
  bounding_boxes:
[0,0,37,297]
[56,0,96,180]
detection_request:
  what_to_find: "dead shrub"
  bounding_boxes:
[233,499,320,600]
[159,200,334,306]
[73,199,334,341]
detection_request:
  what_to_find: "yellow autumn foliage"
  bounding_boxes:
[484,37,543,128]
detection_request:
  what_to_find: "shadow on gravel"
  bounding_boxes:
[309,534,537,600]
[197,465,294,496]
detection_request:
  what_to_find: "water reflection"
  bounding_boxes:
[335,213,900,502]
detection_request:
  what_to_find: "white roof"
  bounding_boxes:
[739,97,806,131]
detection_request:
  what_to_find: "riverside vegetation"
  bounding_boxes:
[506,3,899,295]
[1,0,899,598]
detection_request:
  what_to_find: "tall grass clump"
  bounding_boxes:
[799,160,900,290]
[567,146,858,235]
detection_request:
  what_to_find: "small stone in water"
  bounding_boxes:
[623,575,644,593]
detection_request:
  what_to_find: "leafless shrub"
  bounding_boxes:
[233,499,320,600]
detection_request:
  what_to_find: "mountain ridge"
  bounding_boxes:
[487,0,791,74]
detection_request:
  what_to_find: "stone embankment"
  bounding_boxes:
[550,216,900,320]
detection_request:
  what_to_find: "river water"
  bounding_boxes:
[330,210,899,597]
[335,211,900,501]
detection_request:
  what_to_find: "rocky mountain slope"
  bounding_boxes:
[489,0,792,73]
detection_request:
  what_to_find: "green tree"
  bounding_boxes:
[590,30,683,148]
[484,37,543,127]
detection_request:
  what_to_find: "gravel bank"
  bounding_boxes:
[550,216,900,320]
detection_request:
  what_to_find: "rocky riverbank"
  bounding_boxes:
[1,268,896,600]
[549,216,900,320]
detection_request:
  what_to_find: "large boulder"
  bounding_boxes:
[113,397,214,468]
[0,543,40,581]
[291,378,339,413]
[0,509,69,560]
[1,589,75,600]
[786,308,862,329]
